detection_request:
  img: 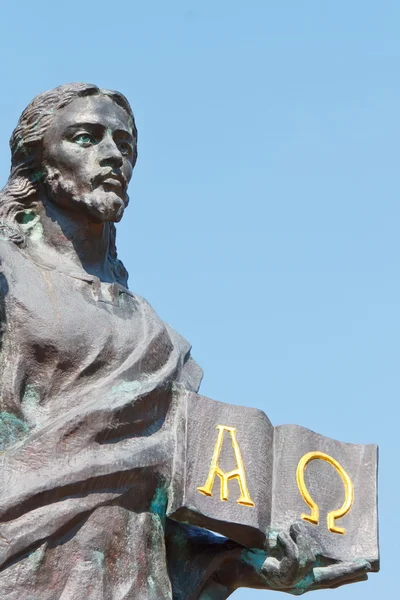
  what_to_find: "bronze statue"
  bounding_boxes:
[0,84,372,599]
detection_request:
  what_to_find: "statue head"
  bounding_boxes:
[0,83,138,283]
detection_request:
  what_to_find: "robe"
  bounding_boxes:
[0,237,204,599]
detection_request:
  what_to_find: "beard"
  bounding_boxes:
[43,166,129,223]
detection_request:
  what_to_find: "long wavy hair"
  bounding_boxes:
[0,82,138,286]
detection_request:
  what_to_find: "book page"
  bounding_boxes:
[168,391,274,548]
[271,424,379,570]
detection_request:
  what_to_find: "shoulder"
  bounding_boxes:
[0,237,37,300]
[132,292,191,354]
[130,291,203,391]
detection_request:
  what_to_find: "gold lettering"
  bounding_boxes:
[296,451,354,535]
[197,425,255,507]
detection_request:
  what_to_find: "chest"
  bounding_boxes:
[2,258,142,368]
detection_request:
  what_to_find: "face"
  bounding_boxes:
[41,95,136,223]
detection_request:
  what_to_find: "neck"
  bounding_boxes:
[22,193,116,283]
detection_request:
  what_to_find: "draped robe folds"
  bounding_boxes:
[0,238,205,599]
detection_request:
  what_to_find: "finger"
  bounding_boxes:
[262,532,298,587]
[278,531,299,564]
[262,556,282,581]
[265,529,279,553]
[277,531,299,584]
[292,535,316,583]
[313,560,371,586]
[289,522,319,557]
[289,522,309,540]
[289,524,316,582]
[312,573,369,591]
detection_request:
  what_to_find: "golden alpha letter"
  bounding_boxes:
[197,425,255,507]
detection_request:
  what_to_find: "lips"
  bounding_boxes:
[102,177,122,188]
[95,172,127,194]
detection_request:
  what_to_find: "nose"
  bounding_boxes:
[98,134,123,169]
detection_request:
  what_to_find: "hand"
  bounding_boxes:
[257,522,371,594]
[166,520,372,599]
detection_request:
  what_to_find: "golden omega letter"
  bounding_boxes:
[296,451,354,535]
[197,425,255,507]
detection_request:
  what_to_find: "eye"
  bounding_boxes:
[72,133,97,147]
[117,140,133,156]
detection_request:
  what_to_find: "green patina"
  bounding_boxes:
[112,381,141,396]
[29,220,44,242]
[292,556,326,595]
[150,486,168,518]
[267,528,279,549]
[92,550,105,568]
[27,545,46,572]
[292,572,314,595]
[147,575,156,590]
[241,548,268,572]
[30,170,43,183]
[21,384,41,427]
[20,212,36,224]
[0,411,29,450]
[22,384,40,408]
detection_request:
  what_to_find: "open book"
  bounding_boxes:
[167,391,379,571]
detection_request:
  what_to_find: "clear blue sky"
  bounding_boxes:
[0,1,397,598]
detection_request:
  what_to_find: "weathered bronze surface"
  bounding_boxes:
[0,84,377,599]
